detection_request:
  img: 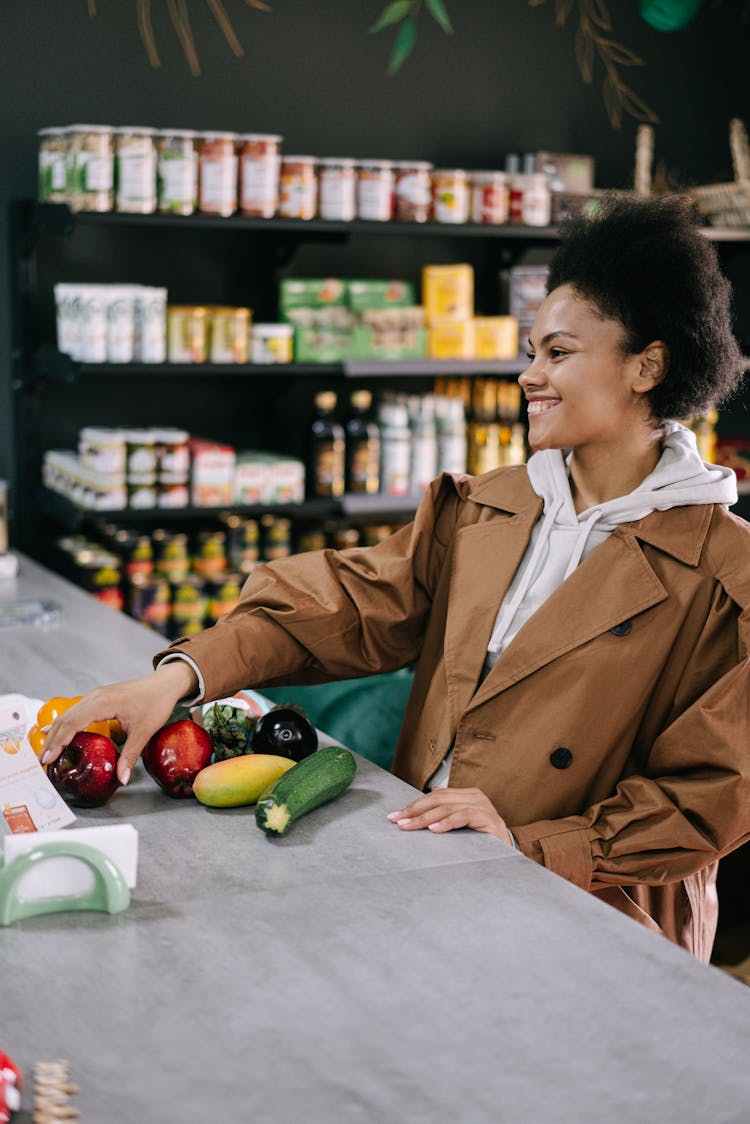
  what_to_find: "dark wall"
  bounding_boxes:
[1,0,749,492]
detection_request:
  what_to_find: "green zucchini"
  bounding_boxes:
[255,745,356,835]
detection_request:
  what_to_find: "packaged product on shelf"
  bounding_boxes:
[80,285,109,363]
[279,155,318,219]
[157,129,199,215]
[318,157,357,221]
[169,574,209,638]
[347,279,415,310]
[115,127,157,213]
[378,395,412,496]
[422,264,474,323]
[193,530,228,577]
[507,265,550,355]
[198,132,239,216]
[393,160,433,222]
[154,428,190,481]
[78,427,126,475]
[428,320,476,360]
[219,513,260,572]
[262,453,305,504]
[153,530,190,582]
[123,428,158,480]
[67,124,114,212]
[74,548,124,611]
[123,533,154,578]
[106,285,137,362]
[362,523,396,547]
[134,285,167,363]
[260,514,292,560]
[408,395,438,494]
[209,306,251,363]
[473,315,519,360]
[168,305,209,363]
[435,395,468,475]
[332,527,361,550]
[356,160,395,221]
[345,390,380,494]
[296,528,327,553]
[233,455,267,504]
[505,153,524,224]
[280,277,348,313]
[535,151,595,194]
[311,391,345,497]
[54,282,82,359]
[190,438,236,506]
[128,477,158,510]
[358,308,427,360]
[714,436,750,480]
[0,480,7,555]
[521,173,552,227]
[239,133,282,218]
[469,171,509,224]
[128,573,171,635]
[157,480,190,508]
[204,572,243,626]
[497,380,523,421]
[250,323,293,364]
[37,126,69,203]
[432,169,470,224]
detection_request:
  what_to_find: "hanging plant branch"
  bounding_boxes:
[531,0,659,129]
[86,0,271,75]
[369,0,453,75]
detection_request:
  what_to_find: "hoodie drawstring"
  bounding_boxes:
[563,509,605,580]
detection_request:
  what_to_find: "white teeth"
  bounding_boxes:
[527,399,561,415]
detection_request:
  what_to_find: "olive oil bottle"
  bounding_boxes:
[311,391,345,497]
[345,389,380,494]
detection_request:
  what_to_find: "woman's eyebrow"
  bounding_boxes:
[528,330,580,349]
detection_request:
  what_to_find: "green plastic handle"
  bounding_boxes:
[0,840,130,926]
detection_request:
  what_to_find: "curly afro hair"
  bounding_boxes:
[546,193,745,419]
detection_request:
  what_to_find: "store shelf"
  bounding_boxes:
[343,358,525,377]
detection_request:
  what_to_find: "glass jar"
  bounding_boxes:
[239,133,282,218]
[522,173,552,227]
[432,168,469,224]
[470,171,509,225]
[318,158,356,222]
[393,160,433,222]
[115,127,157,213]
[157,129,198,215]
[37,127,69,204]
[357,160,394,222]
[198,132,238,216]
[167,306,209,362]
[68,125,114,213]
[209,306,251,363]
[279,155,317,219]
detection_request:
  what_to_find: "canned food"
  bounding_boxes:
[170,575,209,636]
[393,161,433,223]
[115,127,157,213]
[362,524,394,547]
[79,427,126,475]
[239,133,282,218]
[192,530,227,577]
[157,129,198,215]
[198,132,238,216]
[318,157,356,222]
[168,306,209,363]
[157,481,190,508]
[470,171,509,224]
[357,160,394,222]
[74,548,124,610]
[128,573,171,635]
[124,429,158,479]
[209,307,251,363]
[37,127,69,204]
[153,428,190,481]
[153,531,190,582]
[332,527,361,551]
[204,572,243,626]
[260,514,292,560]
[250,323,293,364]
[220,514,260,571]
[279,155,317,219]
[127,479,157,510]
[67,125,114,213]
[295,529,327,553]
[432,168,469,224]
[123,534,154,579]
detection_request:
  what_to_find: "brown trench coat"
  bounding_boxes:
[161,467,750,960]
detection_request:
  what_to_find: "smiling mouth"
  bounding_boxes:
[527,399,561,415]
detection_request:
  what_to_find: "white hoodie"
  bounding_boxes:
[427,421,737,790]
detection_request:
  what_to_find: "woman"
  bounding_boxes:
[44,195,750,959]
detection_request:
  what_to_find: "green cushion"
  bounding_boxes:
[262,670,414,772]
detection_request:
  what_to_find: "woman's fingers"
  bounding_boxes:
[386,787,511,841]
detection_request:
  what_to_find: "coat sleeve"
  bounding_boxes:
[153,474,462,703]
[510,590,750,892]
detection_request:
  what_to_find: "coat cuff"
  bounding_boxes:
[510,819,594,891]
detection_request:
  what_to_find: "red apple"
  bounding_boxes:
[142,719,213,798]
[47,731,120,808]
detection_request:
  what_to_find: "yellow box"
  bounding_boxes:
[422,264,474,324]
[474,316,519,360]
[428,320,476,360]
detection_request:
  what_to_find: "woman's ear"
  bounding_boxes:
[634,340,668,393]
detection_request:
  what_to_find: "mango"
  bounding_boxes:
[193,753,296,808]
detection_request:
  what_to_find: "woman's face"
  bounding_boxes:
[519,284,654,455]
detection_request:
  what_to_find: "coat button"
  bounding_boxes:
[610,620,632,637]
[550,746,573,769]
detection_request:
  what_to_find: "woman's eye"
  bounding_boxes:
[550,348,567,359]
[526,351,535,361]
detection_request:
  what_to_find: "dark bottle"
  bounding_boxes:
[311,391,345,498]
[345,389,380,494]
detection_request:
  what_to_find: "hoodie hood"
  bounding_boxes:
[486,421,737,660]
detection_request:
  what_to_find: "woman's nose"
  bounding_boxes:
[518,357,543,391]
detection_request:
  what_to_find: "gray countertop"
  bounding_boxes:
[2,554,750,1123]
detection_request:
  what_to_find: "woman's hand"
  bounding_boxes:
[41,661,199,786]
[387,786,514,844]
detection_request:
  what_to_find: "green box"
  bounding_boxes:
[347,280,416,311]
[279,278,348,318]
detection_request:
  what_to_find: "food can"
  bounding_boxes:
[332,527,361,551]
[250,323,294,364]
[152,428,190,481]
[318,158,357,222]
[470,171,509,224]
[279,155,317,219]
[157,129,198,215]
[362,524,394,547]
[204,571,243,626]
[152,530,190,582]
[432,169,469,224]
[295,528,327,553]
[192,530,227,577]
[124,429,158,479]
[37,127,69,204]
[127,478,158,509]
[156,481,189,508]
[67,125,114,213]
[78,427,126,475]
[260,514,292,560]
[239,133,282,218]
[170,574,209,637]
[220,514,260,571]
[115,127,157,213]
[357,160,394,222]
[168,305,209,363]
[393,161,433,223]
[198,132,238,217]
[128,573,171,635]
[209,307,251,363]
[74,547,124,610]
